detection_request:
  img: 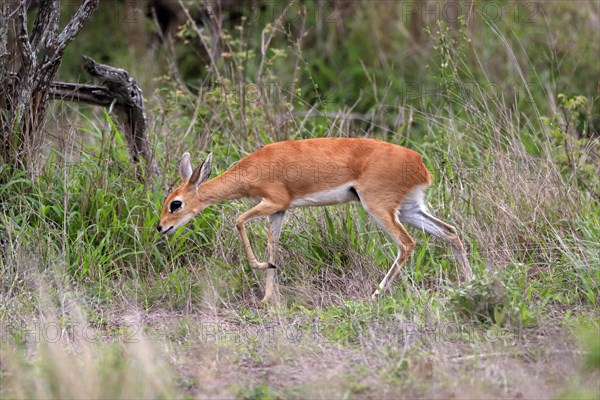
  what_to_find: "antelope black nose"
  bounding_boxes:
[156,224,162,233]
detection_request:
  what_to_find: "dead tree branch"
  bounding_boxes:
[1,1,159,181]
[0,0,98,169]
[79,56,160,178]
[48,82,115,106]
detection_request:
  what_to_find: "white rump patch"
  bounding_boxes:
[396,184,448,235]
[396,184,427,226]
[398,184,427,213]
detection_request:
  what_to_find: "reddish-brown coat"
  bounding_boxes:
[160,138,432,227]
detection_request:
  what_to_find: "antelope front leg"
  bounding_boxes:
[236,220,274,270]
[235,201,283,271]
[262,211,285,303]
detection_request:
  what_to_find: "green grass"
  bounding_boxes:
[2,1,599,398]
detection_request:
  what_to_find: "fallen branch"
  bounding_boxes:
[48,57,160,180]
[48,82,115,106]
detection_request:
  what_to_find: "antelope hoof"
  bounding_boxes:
[371,289,381,301]
[251,261,272,270]
[267,262,276,269]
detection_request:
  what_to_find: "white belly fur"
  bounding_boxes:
[290,184,358,208]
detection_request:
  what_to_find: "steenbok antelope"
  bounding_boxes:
[157,138,472,302]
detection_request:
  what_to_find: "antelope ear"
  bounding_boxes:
[179,152,193,181]
[189,153,212,188]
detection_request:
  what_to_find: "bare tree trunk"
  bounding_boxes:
[0,0,98,169]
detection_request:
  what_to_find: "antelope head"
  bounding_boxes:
[157,152,212,234]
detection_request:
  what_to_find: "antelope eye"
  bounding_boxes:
[169,200,183,213]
